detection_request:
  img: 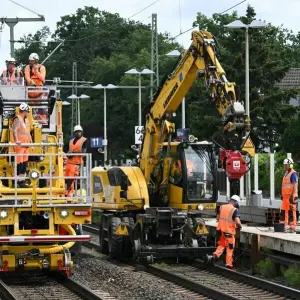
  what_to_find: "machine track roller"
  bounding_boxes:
[108,217,123,259]
[99,216,109,254]
[121,217,134,258]
[193,217,207,247]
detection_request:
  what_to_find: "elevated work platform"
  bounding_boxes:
[205,218,300,257]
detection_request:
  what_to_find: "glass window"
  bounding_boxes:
[93,175,103,194]
[184,146,214,201]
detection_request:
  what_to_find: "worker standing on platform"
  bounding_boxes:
[204,195,242,269]
[281,158,298,233]
[1,57,23,85]
[65,125,87,197]
[12,103,33,188]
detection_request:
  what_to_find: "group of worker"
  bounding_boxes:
[2,53,87,194]
[13,106,87,195]
[0,54,46,88]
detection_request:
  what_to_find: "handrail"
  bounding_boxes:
[0,143,60,147]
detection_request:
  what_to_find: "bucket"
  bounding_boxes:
[274,223,285,232]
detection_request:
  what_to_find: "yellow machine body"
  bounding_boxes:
[0,85,92,275]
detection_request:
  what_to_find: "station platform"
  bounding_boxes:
[204,218,300,257]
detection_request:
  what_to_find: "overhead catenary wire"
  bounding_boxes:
[169,0,247,40]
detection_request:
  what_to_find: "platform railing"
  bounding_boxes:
[0,150,92,207]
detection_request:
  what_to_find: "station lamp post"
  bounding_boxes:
[225,19,267,203]
[124,68,154,153]
[165,50,185,128]
[92,84,117,163]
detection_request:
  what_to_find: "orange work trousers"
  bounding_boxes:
[281,196,297,230]
[213,232,235,268]
[64,163,80,197]
[14,146,29,164]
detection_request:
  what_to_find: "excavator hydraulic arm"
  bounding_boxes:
[140,30,251,196]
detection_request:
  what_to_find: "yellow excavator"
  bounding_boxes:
[92,30,251,263]
[0,83,92,276]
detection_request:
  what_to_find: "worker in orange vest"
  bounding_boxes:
[65,125,87,197]
[12,103,34,188]
[280,158,298,233]
[204,195,242,269]
[1,57,23,85]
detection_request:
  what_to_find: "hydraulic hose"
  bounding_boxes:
[39,224,76,254]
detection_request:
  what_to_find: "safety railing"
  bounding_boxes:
[0,85,57,104]
[0,148,92,207]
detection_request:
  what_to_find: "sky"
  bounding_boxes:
[0,0,300,71]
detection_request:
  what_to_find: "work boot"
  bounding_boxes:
[285,228,296,234]
[226,265,234,270]
[204,254,216,264]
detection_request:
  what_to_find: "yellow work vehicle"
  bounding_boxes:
[92,30,251,263]
[0,83,92,276]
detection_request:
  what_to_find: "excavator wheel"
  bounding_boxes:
[99,216,109,254]
[121,217,134,258]
[108,217,123,259]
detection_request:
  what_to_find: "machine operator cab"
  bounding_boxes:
[167,130,217,212]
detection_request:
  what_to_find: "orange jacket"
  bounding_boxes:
[25,64,46,86]
[217,204,237,235]
[282,170,298,198]
[12,115,31,143]
[67,137,87,165]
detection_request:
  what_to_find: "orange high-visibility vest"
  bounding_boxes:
[217,204,237,235]
[1,69,22,85]
[12,115,31,143]
[67,137,87,165]
[25,64,46,99]
[282,170,298,198]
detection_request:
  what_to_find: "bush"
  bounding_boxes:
[283,264,300,288]
[255,258,276,278]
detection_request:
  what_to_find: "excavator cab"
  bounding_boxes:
[169,141,217,209]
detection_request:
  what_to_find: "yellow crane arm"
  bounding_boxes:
[140,30,250,185]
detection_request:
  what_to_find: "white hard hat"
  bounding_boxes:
[73,125,83,132]
[230,195,240,203]
[29,53,39,61]
[6,57,16,64]
[283,158,294,165]
[19,102,30,112]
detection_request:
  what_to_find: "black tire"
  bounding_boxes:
[108,217,123,259]
[99,216,109,254]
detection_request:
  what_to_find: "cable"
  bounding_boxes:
[169,0,247,40]
[68,0,161,42]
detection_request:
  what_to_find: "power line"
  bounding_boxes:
[15,0,161,45]
[170,0,247,40]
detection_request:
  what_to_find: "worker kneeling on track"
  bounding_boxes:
[12,103,34,188]
[204,195,242,269]
[65,125,87,197]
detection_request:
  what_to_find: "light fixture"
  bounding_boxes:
[0,210,8,219]
[60,209,69,218]
[30,170,40,180]
[67,94,78,100]
[79,94,90,99]
[197,204,204,211]
[166,50,181,57]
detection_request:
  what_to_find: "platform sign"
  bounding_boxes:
[135,126,144,144]
[90,137,103,148]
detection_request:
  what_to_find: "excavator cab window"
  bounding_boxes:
[180,144,216,203]
[107,168,132,188]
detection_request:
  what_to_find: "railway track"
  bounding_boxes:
[0,271,113,300]
[83,224,300,300]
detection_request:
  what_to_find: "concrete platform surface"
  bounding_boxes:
[204,218,300,256]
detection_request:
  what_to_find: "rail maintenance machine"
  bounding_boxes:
[0,82,92,276]
[92,29,252,263]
